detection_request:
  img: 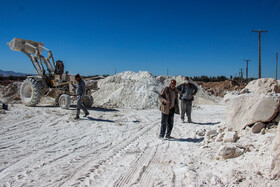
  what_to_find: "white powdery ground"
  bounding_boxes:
[0,104,279,187]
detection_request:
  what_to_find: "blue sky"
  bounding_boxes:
[0,0,279,78]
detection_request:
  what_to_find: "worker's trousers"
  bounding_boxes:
[76,95,88,116]
[159,108,175,137]
[181,100,192,120]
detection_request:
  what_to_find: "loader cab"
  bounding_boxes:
[55,60,64,75]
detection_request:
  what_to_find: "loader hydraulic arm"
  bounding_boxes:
[7,38,55,76]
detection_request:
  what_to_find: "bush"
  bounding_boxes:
[192,75,228,82]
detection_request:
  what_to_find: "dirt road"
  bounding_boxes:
[0,104,277,186]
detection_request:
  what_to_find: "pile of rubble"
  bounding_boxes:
[0,82,21,104]
[224,78,280,178]
[197,80,246,97]
[92,71,221,109]
[225,78,280,131]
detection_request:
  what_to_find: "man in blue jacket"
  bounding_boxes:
[177,77,198,123]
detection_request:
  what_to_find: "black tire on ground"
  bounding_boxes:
[83,95,94,107]
[20,78,42,107]
[59,94,71,109]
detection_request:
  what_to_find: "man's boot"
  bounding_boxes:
[181,117,185,123]
[75,109,80,120]
[188,117,192,123]
[83,111,89,117]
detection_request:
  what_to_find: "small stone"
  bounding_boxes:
[216,145,245,160]
[223,131,238,143]
[218,128,225,133]
[252,122,266,133]
[240,88,250,94]
[261,128,266,134]
[196,129,206,137]
[206,130,218,138]
[215,133,224,142]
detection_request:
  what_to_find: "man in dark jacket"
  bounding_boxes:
[72,74,89,120]
[158,79,180,139]
[177,77,198,123]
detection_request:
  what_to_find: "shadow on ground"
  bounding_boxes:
[191,122,220,126]
[35,105,119,113]
[85,117,115,123]
[87,106,119,112]
[36,105,59,108]
[168,137,204,143]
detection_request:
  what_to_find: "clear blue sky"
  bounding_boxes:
[0,0,279,78]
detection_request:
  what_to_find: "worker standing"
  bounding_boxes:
[158,79,180,139]
[177,77,198,123]
[72,74,89,120]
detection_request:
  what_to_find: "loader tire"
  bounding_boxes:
[59,94,71,109]
[20,78,42,107]
[83,95,94,108]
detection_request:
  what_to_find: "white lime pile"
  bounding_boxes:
[92,71,221,109]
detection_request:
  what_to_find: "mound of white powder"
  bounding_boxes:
[92,71,221,109]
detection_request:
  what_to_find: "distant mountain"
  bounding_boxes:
[0,69,27,77]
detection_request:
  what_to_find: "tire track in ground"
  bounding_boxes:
[0,107,60,142]
[115,115,203,187]
[112,138,177,187]
[1,108,162,187]
[136,146,168,187]
[114,147,157,187]
[1,124,110,186]
[0,113,70,183]
[3,137,113,187]
[0,115,56,139]
[60,118,160,187]
[0,114,63,149]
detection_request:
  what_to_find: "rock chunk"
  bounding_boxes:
[215,133,225,142]
[224,93,280,131]
[195,129,206,137]
[243,78,280,94]
[206,130,218,138]
[216,145,245,160]
[252,122,266,133]
[223,131,238,143]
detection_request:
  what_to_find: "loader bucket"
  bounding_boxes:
[7,38,44,54]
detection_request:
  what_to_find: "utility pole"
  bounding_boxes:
[115,68,116,75]
[243,60,251,80]
[276,52,278,80]
[252,29,268,78]
[240,68,244,83]
[167,69,169,76]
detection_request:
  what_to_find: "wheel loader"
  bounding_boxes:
[7,38,98,109]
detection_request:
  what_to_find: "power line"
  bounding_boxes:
[252,29,268,78]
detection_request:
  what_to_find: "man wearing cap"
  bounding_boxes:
[158,79,180,139]
[72,74,89,120]
[177,77,198,123]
